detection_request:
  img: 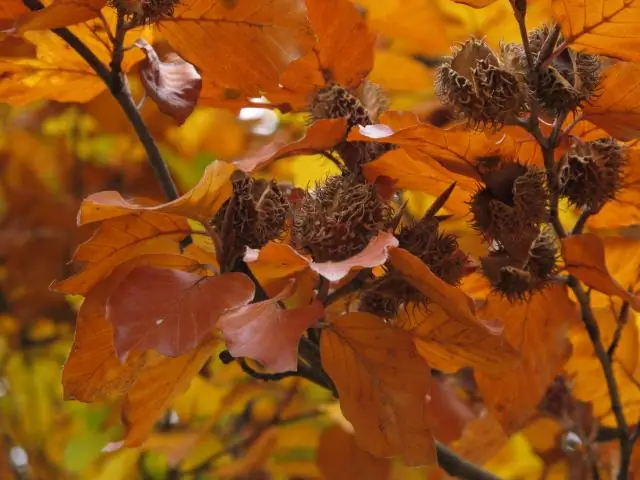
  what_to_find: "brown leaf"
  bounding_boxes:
[551,0,640,61]
[123,335,219,446]
[320,312,437,466]
[389,247,479,327]
[397,303,519,375]
[14,0,106,34]
[583,62,640,140]
[310,231,399,282]
[562,234,640,311]
[475,286,577,432]
[159,0,314,97]
[78,160,235,224]
[136,39,202,125]
[62,253,208,402]
[218,298,324,372]
[107,266,255,358]
[317,425,392,480]
[233,118,348,173]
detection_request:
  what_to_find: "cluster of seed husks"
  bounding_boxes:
[556,137,626,212]
[309,81,394,172]
[359,213,467,319]
[470,159,558,300]
[436,26,602,129]
[213,176,289,269]
[108,0,180,25]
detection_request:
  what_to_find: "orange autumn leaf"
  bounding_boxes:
[78,160,235,224]
[304,0,376,88]
[316,425,392,480]
[52,212,212,295]
[218,299,324,372]
[398,303,519,375]
[234,118,348,173]
[562,234,640,311]
[475,286,578,432]
[388,247,479,327]
[107,266,255,358]
[454,0,499,6]
[136,39,202,126]
[310,231,399,282]
[122,334,219,446]
[159,0,314,97]
[320,312,437,466]
[0,2,27,21]
[14,0,106,34]
[244,242,311,294]
[583,62,640,140]
[551,0,640,62]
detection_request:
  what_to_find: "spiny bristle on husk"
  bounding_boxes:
[108,0,180,25]
[435,38,527,130]
[526,25,602,115]
[557,137,626,211]
[291,174,391,263]
[213,176,289,267]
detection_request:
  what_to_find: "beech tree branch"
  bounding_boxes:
[22,0,180,201]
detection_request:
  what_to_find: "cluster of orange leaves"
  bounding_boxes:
[3,0,640,478]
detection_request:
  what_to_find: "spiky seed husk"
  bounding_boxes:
[470,160,548,259]
[557,137,626,210]
[527,25,602,115]
[108,0,180,25]
[435,39,527,130]
[213,177,289,264]
[358,282,402,319]
[525,229,558,282]
[291,174,391,263]
[309,82,393,170]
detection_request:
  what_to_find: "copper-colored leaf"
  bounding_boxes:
[136,39,202,125]
[562,234,640,311]
[310,231,399,282]
[234,118,347,173]
[159,0,314,96]
[363,149,474,215]
[475,286,578,432]
[107,267,254,358]
[398,303,519,375]
[123,335,218,446]
[317,425,392,480]
[583,62,640,140]
[304,0,376,88]
[320,312,436,466]
[15,0,106,34]
[389,247,479,326]
[551,0,640,61]
[218,299,324,372]
[78,160,235,224]
[52,212,215,295]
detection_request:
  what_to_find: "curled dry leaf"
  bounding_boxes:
[52,212,216,295]
[234,118,348,173]
[78,160,235,224]
[106,266,255,359]
[316,425,392,480]
[136,39,202,126]
[562,234,640,311]
[475,286,578,432]
[218,297,325,373]
[551,0,640,62]
[310,231,399,282]
[14,0,106,34]
[320,312,436,466]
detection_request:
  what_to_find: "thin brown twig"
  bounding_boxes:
[110,9,127,94]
